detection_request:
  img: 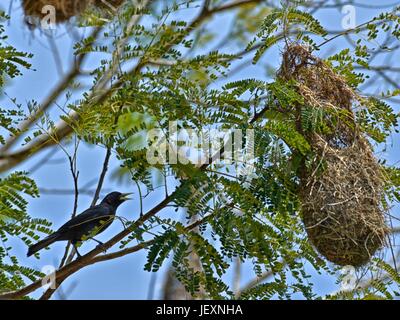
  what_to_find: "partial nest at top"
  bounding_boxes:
[278,44,355,112]
[23,0,125,24]
[277,44,389,267]
[278,44,360,149]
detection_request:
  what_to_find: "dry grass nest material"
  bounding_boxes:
[23,0,124,23]
[278,44,389,267]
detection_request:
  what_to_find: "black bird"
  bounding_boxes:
[27,192,132,257]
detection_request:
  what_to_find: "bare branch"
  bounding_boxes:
[91,148,112,207]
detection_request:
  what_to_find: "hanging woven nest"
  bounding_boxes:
[22,0,125,24]
[277,44,389,267]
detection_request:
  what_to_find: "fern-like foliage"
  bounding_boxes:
[0,12,32,87]
[0,14,51,293]
[0,172,51,293]
[249,6,327,63]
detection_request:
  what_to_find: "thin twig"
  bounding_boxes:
[91,148,112,207]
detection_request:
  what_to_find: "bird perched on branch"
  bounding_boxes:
[27,192,132,257]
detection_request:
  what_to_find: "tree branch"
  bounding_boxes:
[91,147,112,207]
[0,27,103,153]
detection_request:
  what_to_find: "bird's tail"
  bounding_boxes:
[27,233,60,257]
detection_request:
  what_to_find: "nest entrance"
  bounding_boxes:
[22,0,125,24]
[278,44,388,266]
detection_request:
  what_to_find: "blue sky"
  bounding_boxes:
[1,0,399,299]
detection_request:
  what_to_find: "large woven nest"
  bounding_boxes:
[23,0,124,23]
[278,44,389,266]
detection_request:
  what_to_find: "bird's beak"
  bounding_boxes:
[120,193,133,201]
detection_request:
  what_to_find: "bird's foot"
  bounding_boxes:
[73,245,83,259]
